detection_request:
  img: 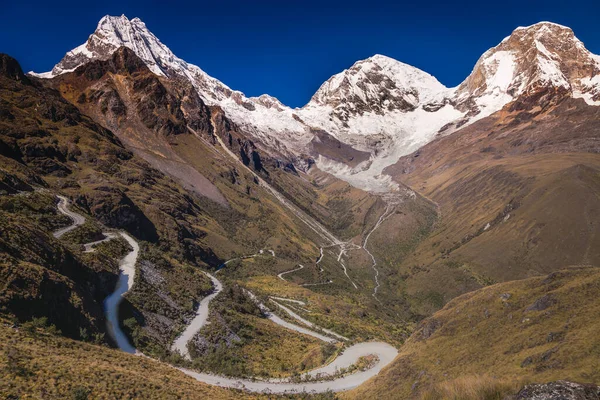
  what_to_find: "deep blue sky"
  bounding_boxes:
[1,0,599,107]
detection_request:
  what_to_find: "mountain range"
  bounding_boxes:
[1,14,599,400]
[32,16,600,192]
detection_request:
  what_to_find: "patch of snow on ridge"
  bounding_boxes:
[217,96,310,150]
[573,75,600,106]
[534,41,570,89]
[28,71,54,79]
[486,51,516,91]
[514,21,573,32]
[316,155,399,193]
[470,51,518,123]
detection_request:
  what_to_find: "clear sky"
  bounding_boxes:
[1,0,599,107]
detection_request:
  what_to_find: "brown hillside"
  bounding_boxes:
[383,95,600,316]
[346,267,600,399]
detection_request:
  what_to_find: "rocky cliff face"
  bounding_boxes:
[516,381,600,400]
[0,54,29,82]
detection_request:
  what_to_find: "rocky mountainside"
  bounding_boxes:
[31,15,313,162]
[47,45,227,204]
[378,70,600,319]
[0,52,223,351]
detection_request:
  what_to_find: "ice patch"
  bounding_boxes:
[314,104,464,193]
[573,75,600,106]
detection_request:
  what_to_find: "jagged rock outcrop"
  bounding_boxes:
[0,54,29,83]
[516,381,600,400]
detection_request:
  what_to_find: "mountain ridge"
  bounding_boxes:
[31,18,600,113]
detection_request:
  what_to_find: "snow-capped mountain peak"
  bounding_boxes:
[31,15,247,105]
[309,53,448,115]
[30,15,316,158]
[457,20,600,113]
[32,15,169,78]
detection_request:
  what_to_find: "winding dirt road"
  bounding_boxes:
[53,195,86,238]
[216,249,274,271]
[179,341,398,393]
[362,203,395,299]
[171,272,223,360]
[53,195,399,394]
[103,232,139,354]
[83,232,118,253]
[52,197,137,353]
[269,299,349,341]
[243,289,338,343]
[277,264,305,281]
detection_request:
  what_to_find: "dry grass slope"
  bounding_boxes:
[0,318,255,399]
[345,267,600,399]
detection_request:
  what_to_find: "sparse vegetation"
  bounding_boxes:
[245,275,411,347]
[418,375,524,400]
[346,267,600,399]
[60,220,103,245]
[186,284,326,378]
[0,317,257,399]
